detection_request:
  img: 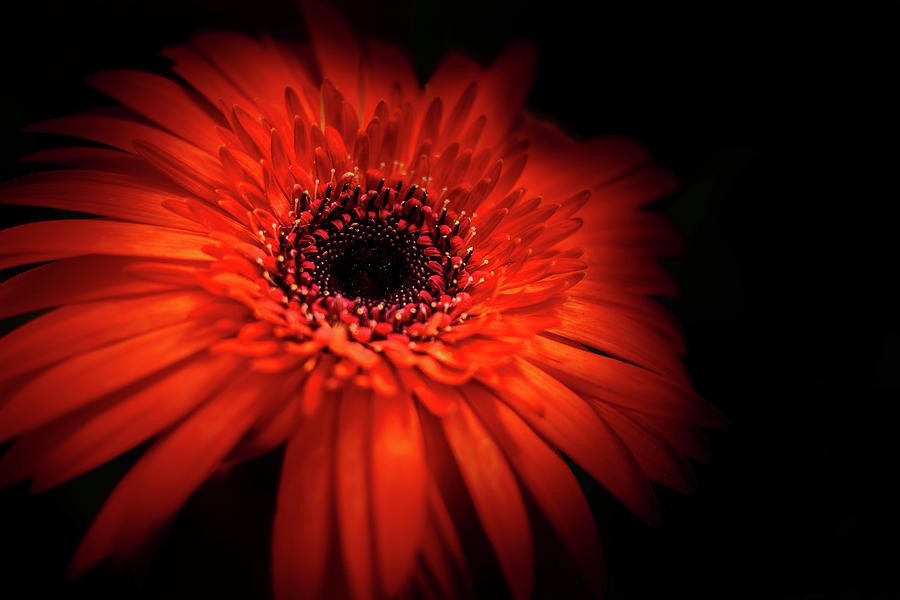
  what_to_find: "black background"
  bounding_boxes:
[1,1,896,598]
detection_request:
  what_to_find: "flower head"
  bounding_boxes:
[0,1,725,598]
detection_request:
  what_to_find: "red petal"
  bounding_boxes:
[518,117,649,198]
[370,391,427,597]
[70,371,277,576]
[1,170,204,230]
[0,291,212,382]
[483,358,660,525]
[88,70,223,153]
[427,54,481,123]
[336,384,376,600]
[592,401,697,494]
[300,0,360,105]
[162,44,249,109]
[26,114,223,181]
[569,281,686,354]
[190,33,313,109]
[0,220,217,266]
[229,368,310,461]
[272,397,338,600]
[362,40,420,123]
[1,354,244,491]
[23,146,160,177]
[464,384,606,597]
[0,256,181,320]
[526,335,727,428]
[551,297,689,384]
[442,399,533,600]
[0,321,224,441]
[420,483,470,600]
[620,409,713,464]
[476,43,536,147]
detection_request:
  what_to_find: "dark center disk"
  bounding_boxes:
[313,219,428,308]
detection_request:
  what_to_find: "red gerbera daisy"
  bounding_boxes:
[0,2,725,598]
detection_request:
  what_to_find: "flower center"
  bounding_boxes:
[258,175,483,342]
[312,219,427,308]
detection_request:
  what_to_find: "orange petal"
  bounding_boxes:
[0,219,217,266]
[484,357,660,525]
[26,114,224,181]
[527,334,727,428]
[272,396,338,600]
[336,384,376,600]
[442,399,533,600]
[0,256,182,319]
[551,297,689,384]
[0,170,203,230]
[70,370,277,576]
[464,384,606,597]
[88,70,223,153]
[475,42,536,148]
[2,354,244,491]
[0,291,212,382]
[370,390,427,597]
[300,0,360,108]
[0,320,224,441]
[591,401,697,494]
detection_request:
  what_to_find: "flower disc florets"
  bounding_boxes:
[259,174,481,343]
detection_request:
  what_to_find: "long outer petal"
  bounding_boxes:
[69,370,277,576]
[272,396,339,600]
[0,291,212,382]
[0,321,225,441]
[336,384,376,600]
[551,297,689,384]
[300,0,360,113]
[0,220,218,265]
[591,400,697,494]
[370,390,427,598]
[442,399,533,600]
[464,384,606,597]
[526,335,727,427]
[0,256,182,320]
[0,170,204,231]
[0,354,243,491]
[31,356,241,492]
[484,357,660,525]
[88,70,224,153]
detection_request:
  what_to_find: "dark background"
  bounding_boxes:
[1,1,896,598]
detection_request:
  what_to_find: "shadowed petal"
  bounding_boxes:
[70,371,279,576]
